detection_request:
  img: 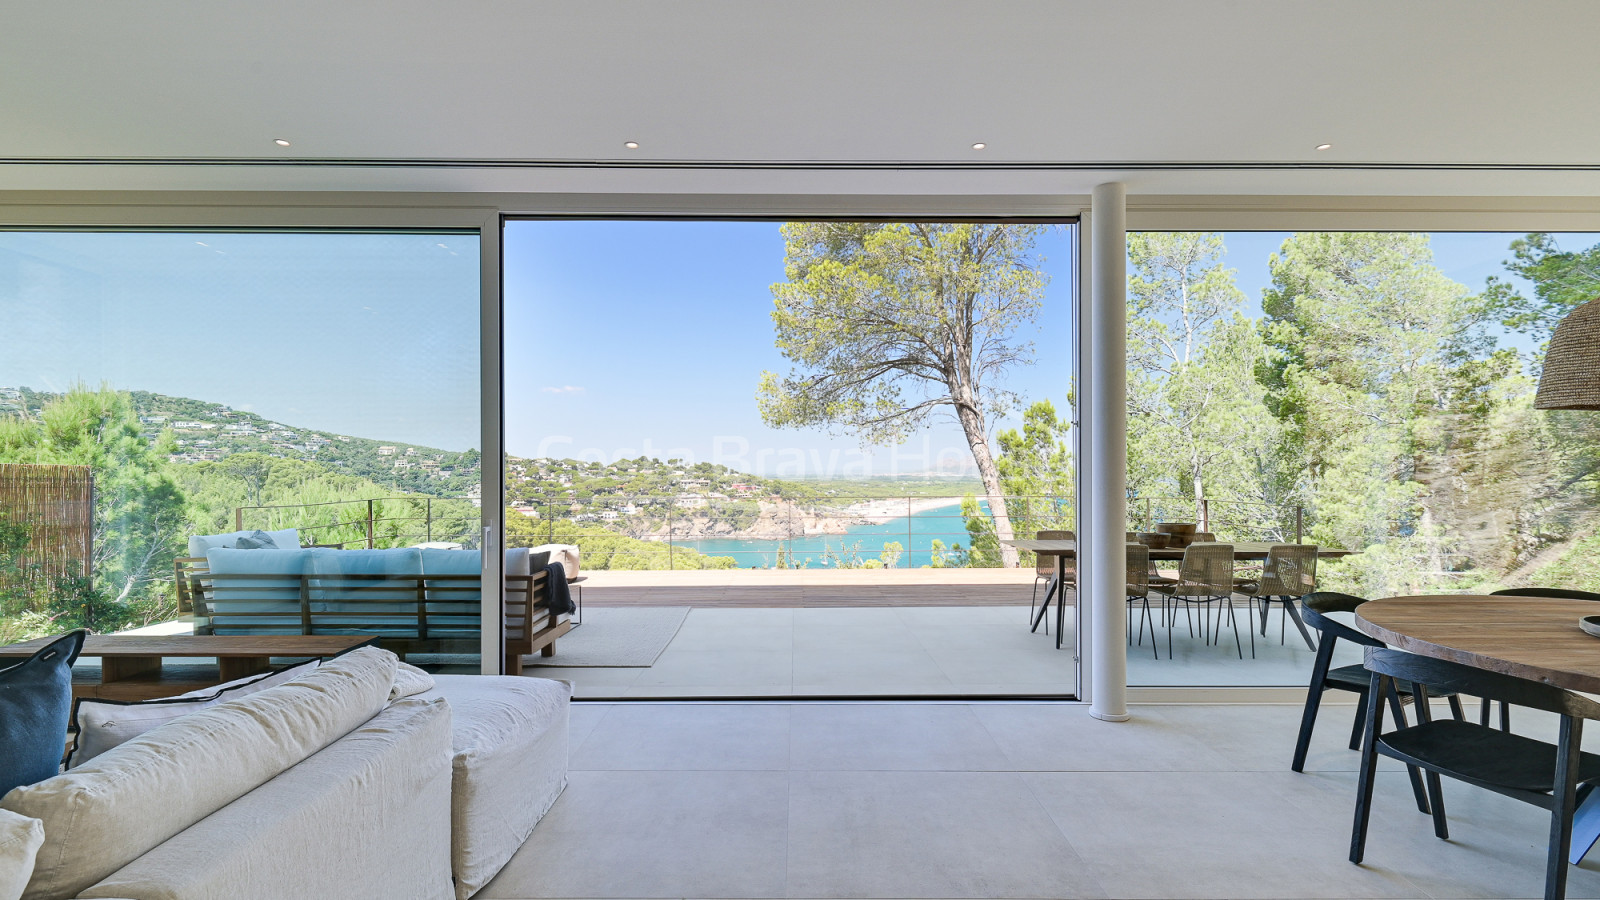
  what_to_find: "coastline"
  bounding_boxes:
[839,497,963,519]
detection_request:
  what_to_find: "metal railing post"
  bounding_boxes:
[906,495,912,568]
[426,498,433,543]
[1296,505,1303,544]
[366,499,375,549]
[1200,498,1210,534]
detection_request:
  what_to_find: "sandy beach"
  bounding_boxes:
[839,496,963,520]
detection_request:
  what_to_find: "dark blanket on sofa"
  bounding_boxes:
[540,562,576,615]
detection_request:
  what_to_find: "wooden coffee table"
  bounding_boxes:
[0,634,377,701]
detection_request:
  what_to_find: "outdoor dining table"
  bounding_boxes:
[1357,594,1600,864]
[1002,538,1353,651]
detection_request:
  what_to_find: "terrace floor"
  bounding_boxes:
[528,570,1353,698]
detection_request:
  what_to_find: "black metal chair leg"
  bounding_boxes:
[1143,600,1158,659]
[1055,579,1066,649]
[1246,598,1256,658]
[1031,576,1056,634]
[1226,597,1244,659]
[1284,600,1317,651]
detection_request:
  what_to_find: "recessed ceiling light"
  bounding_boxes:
[1315,143,1333,151]
[623,141,639,150]
[274,139,291,147]
[971,142,987,150]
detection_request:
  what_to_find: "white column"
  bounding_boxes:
[1087,182,1129,721]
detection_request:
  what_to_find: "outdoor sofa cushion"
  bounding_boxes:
[0,630,84,799]
[2,646,396,900]
[187,528,300,558]
[202,547,537,639]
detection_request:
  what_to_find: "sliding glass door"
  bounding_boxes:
[0,230,485,670]
[502,218,1078,698]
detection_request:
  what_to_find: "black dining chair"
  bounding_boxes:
[1351,647,1600,900]
[1479,588,1600,732]
[1294,592,1464,814]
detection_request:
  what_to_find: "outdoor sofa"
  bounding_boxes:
[174,532,580,674]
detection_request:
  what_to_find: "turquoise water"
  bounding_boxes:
[675,502,982,568]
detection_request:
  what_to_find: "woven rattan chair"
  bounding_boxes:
[1234,544,1319,650]
[1126,542,1158,658]
[1029,529,1074,635]
[1149,542,1252,659]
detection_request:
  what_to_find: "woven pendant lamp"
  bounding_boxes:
[1537,297,1600,410]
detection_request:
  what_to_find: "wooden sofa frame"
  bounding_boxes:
[174,557,569,675]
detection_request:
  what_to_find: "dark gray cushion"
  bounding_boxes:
[233,530,281,550]
[0,629,85,798]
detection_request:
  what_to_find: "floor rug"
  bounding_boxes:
[525,606,691,667]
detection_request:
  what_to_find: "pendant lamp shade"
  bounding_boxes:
[1536,297,1600,410]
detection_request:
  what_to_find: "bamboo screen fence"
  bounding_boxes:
[0,464,94,595]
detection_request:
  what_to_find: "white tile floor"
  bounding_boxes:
[479,700,1600,900]
[530,604,1361,698]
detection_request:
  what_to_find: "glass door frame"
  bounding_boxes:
[0,205,505,674]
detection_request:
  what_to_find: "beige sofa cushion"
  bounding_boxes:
[0,809,44,900]
[2,646,396,900]
[530,543,579,580]
[78,696,454,900]
[422,675,571,899]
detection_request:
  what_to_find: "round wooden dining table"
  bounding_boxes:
[1355,594,1600,694]
[1356,593,1600,864]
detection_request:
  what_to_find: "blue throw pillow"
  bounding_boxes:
[0,629,85,798]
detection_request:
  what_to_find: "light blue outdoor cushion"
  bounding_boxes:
[203,548,310,633]
[418,549,482,628]
[419,548,480,576]
[188,528,300,558]
[307,549,422,635]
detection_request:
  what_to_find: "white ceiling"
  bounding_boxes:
[3,0,1599,198]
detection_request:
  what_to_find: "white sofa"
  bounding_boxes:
[0,648,570,900]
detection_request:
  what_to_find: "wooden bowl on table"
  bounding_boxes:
[1156,522,1196,547]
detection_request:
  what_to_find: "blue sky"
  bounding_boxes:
[0,231,481,449]
[504,220,1075,476]
[0,226,1591,470]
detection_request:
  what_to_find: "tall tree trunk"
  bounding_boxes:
[953,399,1019,568]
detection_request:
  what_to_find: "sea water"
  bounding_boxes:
[673,501,987,568]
